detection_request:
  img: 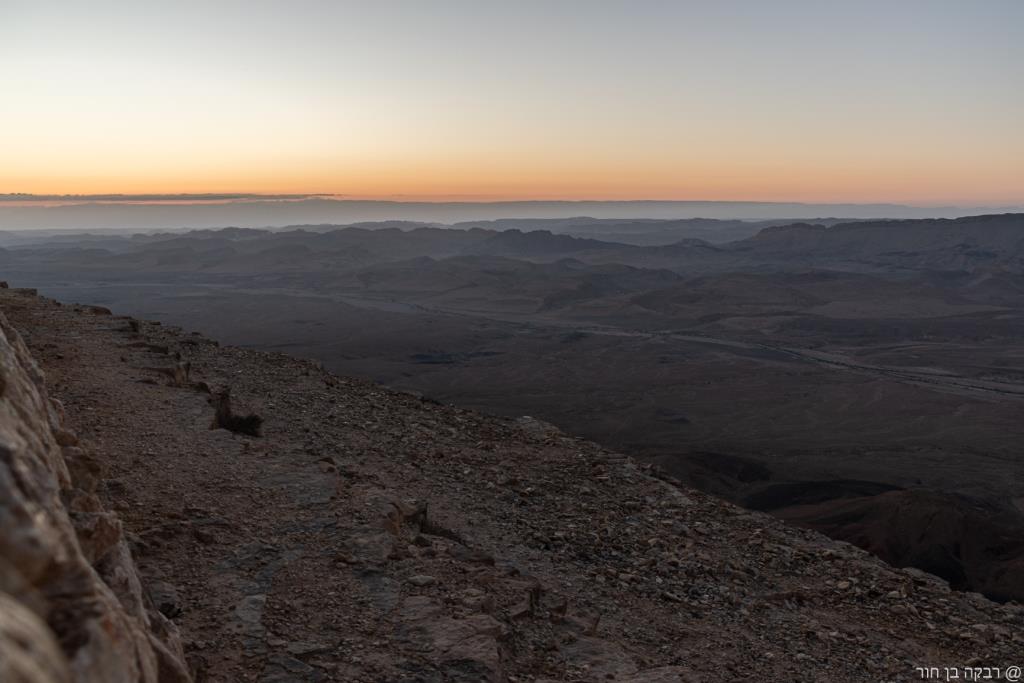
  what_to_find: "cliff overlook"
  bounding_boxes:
[1,286,1021,682]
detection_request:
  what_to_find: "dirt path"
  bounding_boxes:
[2,288,1021,682]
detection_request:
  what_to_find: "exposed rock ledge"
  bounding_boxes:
[0,308,190,682]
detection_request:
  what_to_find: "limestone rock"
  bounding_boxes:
[0,593,70,683]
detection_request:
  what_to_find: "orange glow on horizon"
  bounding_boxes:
[5,162,1023,207]
[3,4,1022,208]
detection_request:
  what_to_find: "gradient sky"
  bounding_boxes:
[2,0,1022,204]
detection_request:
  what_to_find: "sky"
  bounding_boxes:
[1,0,1022,204]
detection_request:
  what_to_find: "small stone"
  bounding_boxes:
[286,641,331,656]
[193,528,217,545]
[408,575,436,587]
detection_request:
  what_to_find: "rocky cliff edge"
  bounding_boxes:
[0,286,1021,682]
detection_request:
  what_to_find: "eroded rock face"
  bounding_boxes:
[0,312,191,683]
[0,592,70,683]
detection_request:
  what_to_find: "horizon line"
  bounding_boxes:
[4,193,1023,210]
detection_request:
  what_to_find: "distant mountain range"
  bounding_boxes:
[2,197,1022,231]
[3,213,1023,276]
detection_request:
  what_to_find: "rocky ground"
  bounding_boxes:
[1,286,1021,682]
